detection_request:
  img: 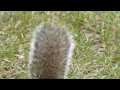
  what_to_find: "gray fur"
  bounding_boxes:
[28,23,75,79]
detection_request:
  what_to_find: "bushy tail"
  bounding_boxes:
[28,23,75,79]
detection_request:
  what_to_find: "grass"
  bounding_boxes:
[0,11,120,79]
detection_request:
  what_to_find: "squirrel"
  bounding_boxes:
[28,23,75,79]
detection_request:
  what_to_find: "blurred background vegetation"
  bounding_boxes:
[0,11,120,79]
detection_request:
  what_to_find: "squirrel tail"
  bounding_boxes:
[28,23,75,79]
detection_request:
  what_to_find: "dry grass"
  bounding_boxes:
[0,11,120,79]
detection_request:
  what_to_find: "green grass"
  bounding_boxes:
[0,11,120,79]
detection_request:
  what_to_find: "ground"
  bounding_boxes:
[0,11,120,79]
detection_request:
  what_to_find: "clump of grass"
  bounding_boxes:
[0,11,120,79]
